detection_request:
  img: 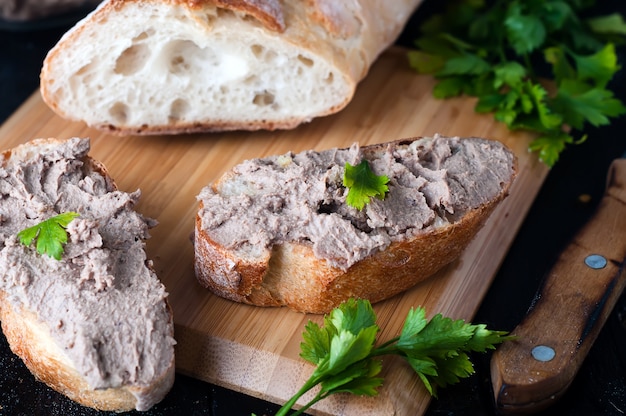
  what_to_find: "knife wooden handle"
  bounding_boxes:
[490,159,626,414]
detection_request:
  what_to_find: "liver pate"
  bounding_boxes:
[197,134,516,270]
[0,138,174,410]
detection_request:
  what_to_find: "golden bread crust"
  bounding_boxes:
[0,294,134,411]
[194,137,518,313]
[195,190,510,313]
[0,293,176,411]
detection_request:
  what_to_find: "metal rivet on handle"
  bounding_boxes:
[584,254,607,269]
[531,345,556,362]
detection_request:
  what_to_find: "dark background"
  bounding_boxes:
[0,1,625,415]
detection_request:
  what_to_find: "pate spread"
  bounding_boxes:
[197,134,515,270]
[0,138,174,410]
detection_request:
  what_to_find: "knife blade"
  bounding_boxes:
[490,155,626,414]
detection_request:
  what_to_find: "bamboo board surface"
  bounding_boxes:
[0,47,548,415]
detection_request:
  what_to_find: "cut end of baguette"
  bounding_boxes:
[0,137,175,411]
[40,0,355,135]
[39,0,425,135]
[194,135,518,313]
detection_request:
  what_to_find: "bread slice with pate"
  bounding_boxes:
[39,0,424,135]
[194,134,518,314]
[0,137,175,411]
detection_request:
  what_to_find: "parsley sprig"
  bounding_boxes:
[17,212,79,260]
[343,160,389,210]
[407,0,626,166]
[275,298,512,416]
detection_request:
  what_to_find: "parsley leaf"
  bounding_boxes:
[552,79,626,129]
[438,54,491,77]
[407,0,626,166]
[505,4,547,55]
[587,13,626,36]
[275,298,512,415]
[17,212,80,260]
[343,160,389,210]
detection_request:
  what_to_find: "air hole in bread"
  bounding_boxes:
[132,30,152,42]
[114,43,150,75]
[169,99,189,121]
[243,75,257,86]
[75,63,93,76]
[199,11,217,25]
[253,91,275,106]
[164,40,207,74]
[109,102,129,124]
[170,55,189,73]
[297,55,314,67]
[242,14,257,24]
[250,44,280,64]
[216,8,231,18]
[250,44,264,58]
[264,50,278,63]
[325,72,335,84]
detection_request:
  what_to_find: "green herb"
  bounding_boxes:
[275,298,512,416]
[343,160,389,210]
[17,212,80,260]
[407,0,626,166]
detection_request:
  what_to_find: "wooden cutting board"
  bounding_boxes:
[0,46,548,415]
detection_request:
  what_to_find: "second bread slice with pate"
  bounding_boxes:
[194,135,517,314]
[0,137,175,411]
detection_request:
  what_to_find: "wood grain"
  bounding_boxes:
[0,47,548,415]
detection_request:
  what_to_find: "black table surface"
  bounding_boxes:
[1,1,625,415]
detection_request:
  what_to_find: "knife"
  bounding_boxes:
[490,155,626,414]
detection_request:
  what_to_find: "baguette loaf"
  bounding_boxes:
[40,0,424,135]
[194,134,518,314]
[0,137,175,411]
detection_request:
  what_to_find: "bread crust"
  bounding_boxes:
[194,137,518,313]
[40,0,424,135]
[0,293,175,412]
[0,137,175,411]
